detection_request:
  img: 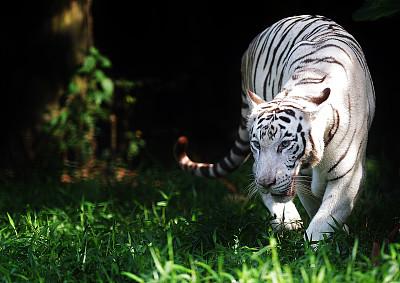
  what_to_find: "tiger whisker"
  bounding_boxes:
[292,177,312,183]
[294,183,321,202]
[293,175,312,180]
[293,182,312,187]
[246,180,261,199]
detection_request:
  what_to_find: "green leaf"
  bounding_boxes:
[125,95,136,105]
[101,78,114,98]
[68,81,80,94]
[89,90,105,105]
[128,142,139,158]
[49,116,59,127]
[353,0,400,21]
[99,56,112,68]
[59,110,68,125]
[94,70,106,82]
[89,46,111,68]
[80,55,96,73]
[89,46,99,56]
[81,112,93,127]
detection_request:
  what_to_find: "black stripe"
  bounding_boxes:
[227,154,236,167]
[288,41,350,70]
[200,166,210,177]
[219,159,235,172]
[250,32,266,74]
[287,143,295,151]
[253,21,284,92]
[267,17,318,81]
[232,145,248,156]
[299,57,345,71]
[240,117,248,127]
[305,23,331,39]
[261,21,290,98]
[258,117,268,123]
[328,119,366,181]
[212,167,223,178]
[327,167,352,182]
[239,124,247,133]
[308,131,316,155]
[333,93,352,159]
[275,42,292,92]
[275,31,293,65]
[315,43,353,62]
[237,135,248,147]
[298,132,306,160]
[265,17,317,96]
[279,116,291,123]
[263,18,302,71]
[283,109,296,117]
[330,33,363,52]
[295,75,326,86]
[297,123,302,132]
[283,131,292,137]
[328,128,357,173]
[325,108,339,146]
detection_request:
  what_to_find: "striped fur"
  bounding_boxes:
[175,15,375,242]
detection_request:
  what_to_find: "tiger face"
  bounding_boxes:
[249,107,309,201]
[246,89,329,202]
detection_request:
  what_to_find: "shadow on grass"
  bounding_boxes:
[0,159,398,250]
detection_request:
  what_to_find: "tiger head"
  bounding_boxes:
[246,88,330,202]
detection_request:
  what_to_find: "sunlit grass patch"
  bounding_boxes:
[0,164,399,282]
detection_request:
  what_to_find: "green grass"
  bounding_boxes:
[0,162,399,282]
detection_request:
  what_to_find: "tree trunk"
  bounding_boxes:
[1,0,94,178]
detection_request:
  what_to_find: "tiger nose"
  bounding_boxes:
[259,177,276,188]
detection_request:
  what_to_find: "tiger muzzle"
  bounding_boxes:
[269,182,296,202]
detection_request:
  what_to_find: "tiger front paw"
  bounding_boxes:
[270,214,303,231]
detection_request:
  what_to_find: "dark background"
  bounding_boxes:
[93,1,399,167]
[2,1,399,182]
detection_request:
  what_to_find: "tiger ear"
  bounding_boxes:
[309,88,330,106]
[306,88,331,119]
[246,90,266,110]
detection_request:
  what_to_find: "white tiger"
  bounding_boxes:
[175,15,375,243]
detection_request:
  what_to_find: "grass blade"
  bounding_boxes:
[121,272,145,283]
[7,212,17,236]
